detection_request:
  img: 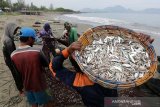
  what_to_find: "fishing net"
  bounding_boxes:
[41,38,84,106]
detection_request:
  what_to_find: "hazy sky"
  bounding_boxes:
[12,0,160,10]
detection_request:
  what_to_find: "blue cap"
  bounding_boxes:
[20,27,36,39]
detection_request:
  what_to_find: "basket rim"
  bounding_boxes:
[74,25,157,89]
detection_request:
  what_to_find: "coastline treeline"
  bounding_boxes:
[0,0,77,12]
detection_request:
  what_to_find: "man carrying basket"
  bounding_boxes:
[49,33,154,107]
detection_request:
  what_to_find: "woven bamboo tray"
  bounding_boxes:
[73,25,157,89]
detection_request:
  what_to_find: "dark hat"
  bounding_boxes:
[43,23,51,31]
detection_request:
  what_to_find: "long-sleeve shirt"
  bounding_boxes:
[1,23,23,92]
[49,48,118,107]
[11,45,49,92]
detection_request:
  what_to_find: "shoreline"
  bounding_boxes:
[0,13,92,107]
[58,13,160,56]
[0,13,160,107]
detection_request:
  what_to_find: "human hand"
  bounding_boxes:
[67,41,82,54]
[55,48,61,54]
[19,90,25,97]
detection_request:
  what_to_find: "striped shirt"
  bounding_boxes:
[11,45,48,92]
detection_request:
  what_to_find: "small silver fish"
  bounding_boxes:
[76,35,150,83]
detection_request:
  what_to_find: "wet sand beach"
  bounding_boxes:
[0,12,91,107]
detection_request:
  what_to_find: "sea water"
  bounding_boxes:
[57,12,160,56]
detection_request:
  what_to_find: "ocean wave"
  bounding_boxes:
[62,14,160,36]
[133,28,160,36]
[64,14,129,25]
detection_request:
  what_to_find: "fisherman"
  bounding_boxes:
[63,22,80,46]
[49,41,118,107]
[11,27,52,107]
[39,23,56,60]
[63,22,81,71]
[49,34,155,107]
[1,22,23,94]
[39,23,53,38]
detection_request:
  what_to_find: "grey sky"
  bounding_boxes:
[12,0,160,10]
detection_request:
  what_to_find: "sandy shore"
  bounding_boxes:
[0,12,160,107]
[0,12,92,107]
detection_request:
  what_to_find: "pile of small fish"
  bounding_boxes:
[75,35,151,83]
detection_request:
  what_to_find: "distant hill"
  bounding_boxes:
[80,5,134,13]
[103,5,134,13]
[80,8,103,13]
[142,8,160,14]
[80,5,160,14]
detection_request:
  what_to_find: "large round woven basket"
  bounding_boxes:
[73,25,157,89]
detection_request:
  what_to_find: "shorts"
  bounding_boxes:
[26,90,52,105]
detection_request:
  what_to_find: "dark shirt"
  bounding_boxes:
[49,49,118,107]
[2,23,23,92]
[11,45,48,92]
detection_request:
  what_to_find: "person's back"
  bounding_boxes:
[11,27,52,107]
[11,46,47,91]
[64,22,78,45]
[69,27,78,44]
[49,42,118,107]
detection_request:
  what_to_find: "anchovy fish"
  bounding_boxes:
[75,35,150,83]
